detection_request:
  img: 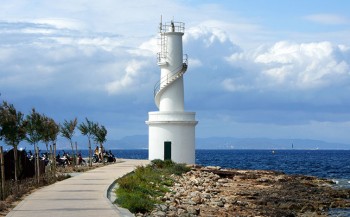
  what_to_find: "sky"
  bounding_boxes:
[1,0,350,149]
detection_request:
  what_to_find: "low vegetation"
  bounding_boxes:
[114,159,190,213]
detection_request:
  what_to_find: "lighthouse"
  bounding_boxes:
[146,20,198,164]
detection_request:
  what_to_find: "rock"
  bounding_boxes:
[206,166,221,170]
[186,206,199,215]
[191,196,202,204]
[152,210,166,217]
[166,211,177,217]
[218,178,228,183]
[186,199,197,205]
[210,199,224,207]
[301,204,316,212]
[257,177,270,183]
[177,208,186,215]
[159,204,168,212]
[168,205,177,211]
[202,193,211,199]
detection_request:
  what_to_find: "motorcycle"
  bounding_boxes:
[103,150,116,163]
[41,152,50,166]
[92,154,100,163]
[56,153,69,167]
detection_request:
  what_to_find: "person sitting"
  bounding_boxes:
[94,146,99,156]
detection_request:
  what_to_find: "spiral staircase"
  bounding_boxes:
[154,61,188,109]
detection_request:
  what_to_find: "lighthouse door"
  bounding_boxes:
[164,141,171,160]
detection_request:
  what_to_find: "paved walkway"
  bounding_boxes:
[6,159,150,217]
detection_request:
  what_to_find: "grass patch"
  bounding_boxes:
[114,159,190,214]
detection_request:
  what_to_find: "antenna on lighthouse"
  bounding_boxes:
[159,15,162,32]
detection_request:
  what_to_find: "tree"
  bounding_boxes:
[42,115,59,153]
[41,116,59,172]
[60,118,78,165]
[25,108,44,184]
[0,101,27,182]
[78,118,97,167]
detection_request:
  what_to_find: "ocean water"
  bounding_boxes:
[70,149,350,186]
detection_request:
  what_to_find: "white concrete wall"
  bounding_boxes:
[147,111,197,164]
[159,77,184,111]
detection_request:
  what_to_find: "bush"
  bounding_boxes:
[115,160,190,214]
[115,190,155,213]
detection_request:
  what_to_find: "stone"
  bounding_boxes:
[159,204,168,212]
[166,211,177,217]
[191,196,202,204]
[168,205,177,211]
[152,210,166,217]
[206,166,221,170]
[186,206,199,215]
[177,208,186,215]
[218,178,228,183]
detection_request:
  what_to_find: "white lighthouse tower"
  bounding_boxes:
[146,20,198,164]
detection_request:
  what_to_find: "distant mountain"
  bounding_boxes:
[106,135,350,150]
[108,135,148,149]
[196,137,350,150]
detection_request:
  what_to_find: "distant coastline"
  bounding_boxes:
[8,135,350,150]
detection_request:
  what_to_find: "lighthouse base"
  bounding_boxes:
[146,111,198,164]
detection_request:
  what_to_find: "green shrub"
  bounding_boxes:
[115,191,155,213]
[115,160,190,214]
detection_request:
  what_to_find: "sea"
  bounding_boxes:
[73,149,350,187]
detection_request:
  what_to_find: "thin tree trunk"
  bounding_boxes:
[36,146,40,185]
[53,143,56,179]
[75,142,78,165]
[45,142,49,154]
[100,142,105,164]
[88,139,92,167]
[0,146,5,200]
[50,144,53,177]
[13,145,18,182]
[13,144,19,193]
[34,144,37,183]
[70,141,75,166]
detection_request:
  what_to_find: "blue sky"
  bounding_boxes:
[1,0,350,149]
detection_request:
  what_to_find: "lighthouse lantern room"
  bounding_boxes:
[146,19,198,164]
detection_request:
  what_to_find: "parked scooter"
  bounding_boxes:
[92,153,100,163]
[103,150,116,163]
[56,153,69,166]
[41,152,50,166]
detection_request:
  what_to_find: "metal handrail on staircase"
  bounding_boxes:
[154,54,188,96]
[153,55,188,108]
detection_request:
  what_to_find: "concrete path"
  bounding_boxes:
[6,159,150,217]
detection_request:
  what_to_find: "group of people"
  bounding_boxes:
[94,145,103,161]
[93,145,116,163]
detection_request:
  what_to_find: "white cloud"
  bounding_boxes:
[304,14,349,25]
[188,58,202,68]
[105,60,151,94]
[225,41,350,91]
[31,18,86,30]
[222,78,251,92]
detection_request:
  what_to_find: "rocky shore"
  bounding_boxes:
[140,166,350,217]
